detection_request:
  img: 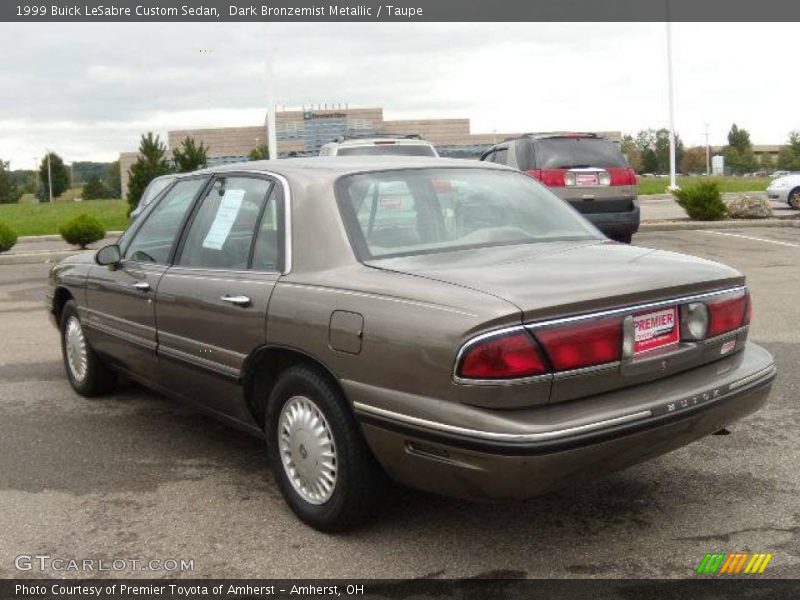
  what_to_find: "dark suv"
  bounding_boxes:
[480,133,639,243]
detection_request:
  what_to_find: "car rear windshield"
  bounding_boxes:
[336,168,600,259]
[536,138,628,169]
[336,144,437,157]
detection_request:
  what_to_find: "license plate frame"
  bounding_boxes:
[633,306,680,354]
[575,172,599,186]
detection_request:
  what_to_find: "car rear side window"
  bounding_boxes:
[493,147,508,164]
[123,178,208,264]
[535,138,628,169]
[177,177,273,271]
[337,168,600,259]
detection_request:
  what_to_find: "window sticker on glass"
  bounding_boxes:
[202,189,245,250]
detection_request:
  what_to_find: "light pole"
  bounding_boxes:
[33,157,39,204]
[704,123,711,176]
[264,22,277,160]
[666,18,677,190]
[47,151,53,202]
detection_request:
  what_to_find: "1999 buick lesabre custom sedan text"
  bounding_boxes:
[47,157,776,530]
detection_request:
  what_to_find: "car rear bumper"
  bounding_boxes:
[581,198,640,236]
[351,342,775,501]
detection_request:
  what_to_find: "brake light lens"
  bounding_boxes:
[534,316,623,371]
[608,167,637,186]
[707,290,749,337]
[526,169,567,187]
[457,331,548,380]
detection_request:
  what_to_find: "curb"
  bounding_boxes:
[0,250,86,266]
[17,232,123,243]
[640,218,800,232]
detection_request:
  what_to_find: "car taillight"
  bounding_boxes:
[533,316,623,371]
[526,169,566,187]
[457,331,548,380]
[707,290,749,337]
[608,167,637,186]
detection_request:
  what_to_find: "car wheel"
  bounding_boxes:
[788,188,800,209]
[60,300,117,396]
[612,233,633,244]
[265,365,386,531]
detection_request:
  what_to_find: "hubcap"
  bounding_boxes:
[65,316,88,382]
[790,192,800,209]
[278,395,337,505]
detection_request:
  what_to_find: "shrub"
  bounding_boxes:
[59,213,106,249]
[82,176,110,200]
[0,220,17,253]
[672,181,728,221]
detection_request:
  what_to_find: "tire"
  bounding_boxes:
[612,233,633,244]
[60,300,117,396]
[265,365,386,531]
[788,188,800,210]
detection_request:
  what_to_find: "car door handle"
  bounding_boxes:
[220,294,251,307]
[131,281,151,292]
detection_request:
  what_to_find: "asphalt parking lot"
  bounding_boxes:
[0,227,798,579]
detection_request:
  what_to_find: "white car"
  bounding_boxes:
[319,136,439,157]
[766,174,800,208]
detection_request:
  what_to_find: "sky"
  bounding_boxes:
[0,22,796,169]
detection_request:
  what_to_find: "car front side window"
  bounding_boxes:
[123,178,208,264]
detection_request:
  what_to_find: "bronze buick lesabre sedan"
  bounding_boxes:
[48,157,776,530]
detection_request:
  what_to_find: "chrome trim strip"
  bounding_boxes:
[157,345,240,379]
[728,365,776,391]
[83,320,155,351]
[553,361,620,380]
[453,286,746,385]
[526,286,746,329]
[353,402,652,443]
[453,372,552,386]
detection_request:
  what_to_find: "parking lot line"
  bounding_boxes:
[700,230,800,249]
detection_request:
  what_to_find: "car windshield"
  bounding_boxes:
[537,138,628,169]
[337,144,436,157]
[140,177,175,206]
[336,168,600,259]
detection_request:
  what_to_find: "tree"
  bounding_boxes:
[722,124,757,174]
[38,152,70,200]
[105,160,121,198]
[776,131,800,171]
[759,153,775,171]
[727,124,751,152]
[82,176,110,200]
[0,160,23,204]
[680,146,706,174]
[777,146,800,171]
[631,128,683,174]
[172,137,209,173]
[249,144,269,160]
[126,132,172,211]
[620,135,642,172]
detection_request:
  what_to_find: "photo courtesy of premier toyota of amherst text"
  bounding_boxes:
[0,1,798,598]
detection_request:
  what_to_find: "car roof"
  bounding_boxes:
[334,137,434,147]
[191,156,512,179]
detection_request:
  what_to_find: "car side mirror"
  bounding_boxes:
[95,244,121,266]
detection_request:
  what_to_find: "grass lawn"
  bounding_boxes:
[637,176,771,196]
[0,199,128,237]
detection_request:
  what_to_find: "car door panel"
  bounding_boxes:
[153,175,283,424]
[155,268,278,424]
[82,177,209,379]
[83,262,165,378]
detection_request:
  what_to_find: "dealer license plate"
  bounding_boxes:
[633,306,680,354]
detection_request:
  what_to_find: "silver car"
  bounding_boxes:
[766,173,800,208]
